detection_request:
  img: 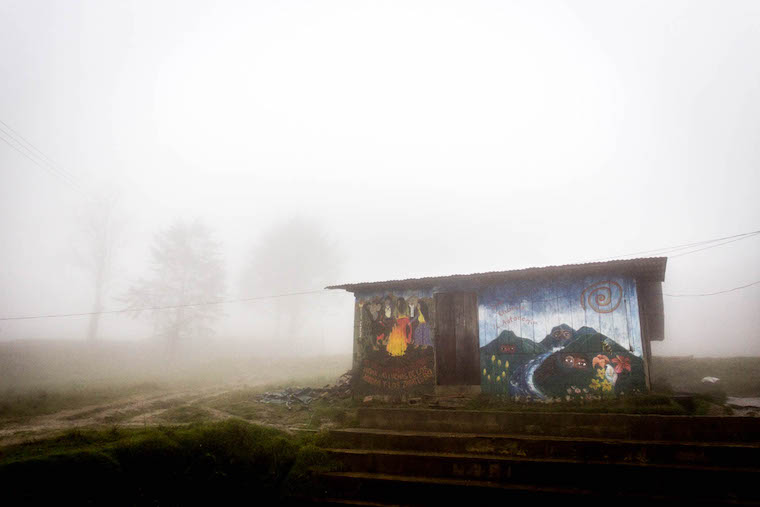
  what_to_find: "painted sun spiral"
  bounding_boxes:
[580,281,623,313]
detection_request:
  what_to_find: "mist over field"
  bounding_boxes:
[2,5,760,506]
[1,0,759,392]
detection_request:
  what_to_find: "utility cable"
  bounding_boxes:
[0,128,85,194]
[664,280,760,297]
[589,229,760,262]
[668,234,760,258]
[0,289,344,321]
[0,119,82,185]
[3,228,760,321]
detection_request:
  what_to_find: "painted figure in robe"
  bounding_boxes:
[412,300,433,348]
[386,298,412,357]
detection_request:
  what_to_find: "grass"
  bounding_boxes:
[651,356,760,397]
[307,398,359,428]
[0,420,337,504]
[157,405,216,424]
[0,382,165,425]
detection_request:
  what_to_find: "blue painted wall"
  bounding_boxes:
[477,276,647,400]
[348,276,649,400]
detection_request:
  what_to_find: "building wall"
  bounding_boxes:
[349,274,650,400]
[477,275,647,400]
[353,289,436,395]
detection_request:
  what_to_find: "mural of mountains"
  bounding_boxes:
[533,327,646,398]
[561,331,631,354]
[480,330,546,356]
[481,324,646,399]
[575,326,598,337]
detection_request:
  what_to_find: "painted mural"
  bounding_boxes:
[478,277,646,400]
[354,290,436,394]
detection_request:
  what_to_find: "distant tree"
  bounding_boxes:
[242,217,340,350]
[123,220,225,353]
[73,194,125,343]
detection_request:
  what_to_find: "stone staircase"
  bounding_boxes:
[310,407,760,505]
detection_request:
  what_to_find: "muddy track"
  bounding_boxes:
[0,384,270,447]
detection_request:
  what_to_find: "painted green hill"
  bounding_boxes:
[480,330,546,356]
[561,331,630,355]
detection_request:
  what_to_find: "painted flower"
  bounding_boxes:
[488,374,491,381]
[497,359,502,366]
[592,354,610,369]
[504,360,509,369]
[605,364,619,386]
[491,355,496,363]
[611,355,632,374]
[496,376,501,382]
[483,368,487,376]
[590,376,613,393]
[503,370,507,378]
[574,388,581,394]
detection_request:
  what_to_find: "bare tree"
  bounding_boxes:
[73,195,125,343]
[242,217,340,351]
[123,219,225,354]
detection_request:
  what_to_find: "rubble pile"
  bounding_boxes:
[257,371,353,409]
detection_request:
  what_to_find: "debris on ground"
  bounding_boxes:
[726,397,760,417]
[257,371,353,409]
[701,376,720,384]
[726,397,760,409]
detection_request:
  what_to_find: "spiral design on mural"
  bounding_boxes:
[581,281,623,313]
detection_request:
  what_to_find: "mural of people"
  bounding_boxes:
[360,303,377,354]
[386,298,412,357]
[374,297,394,348]
[355,292,436,395]
[411,300,433,348]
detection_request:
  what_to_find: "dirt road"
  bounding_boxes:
[0,383,306,447]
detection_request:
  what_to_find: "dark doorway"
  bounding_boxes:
[434,292,480,385]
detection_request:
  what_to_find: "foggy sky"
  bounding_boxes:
[1,0,759,356]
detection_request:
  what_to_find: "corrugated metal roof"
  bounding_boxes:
[325,257,667,293]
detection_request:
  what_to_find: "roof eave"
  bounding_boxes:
[325,257,667,293]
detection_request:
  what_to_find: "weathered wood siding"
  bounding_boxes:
[477,275,647,400]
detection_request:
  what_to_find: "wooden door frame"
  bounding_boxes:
[434,291,481,386]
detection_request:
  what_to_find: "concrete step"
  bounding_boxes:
[324,447,760,500]
[326,427,760,468]
[358,408,760,441]
[314,471,760,506]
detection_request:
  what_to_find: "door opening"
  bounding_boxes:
[434,292,480,386]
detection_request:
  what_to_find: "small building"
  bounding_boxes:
[327,257,666,401]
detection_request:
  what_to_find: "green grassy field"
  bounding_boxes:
[0,420,335,504]
[650,356,760,396]
[1,345,757,504]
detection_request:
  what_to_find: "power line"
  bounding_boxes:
[3,227,759,321]
[0,289,345,321]
[0,126,81,190]
[668,234,760,258]
[0,119,82,185]
[6,272,760,321]
[665,280,760,297]
[0,131,75,189]
[590,229,760,262]
[0,122,86,195]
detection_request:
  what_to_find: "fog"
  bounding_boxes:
[1,0,759,374]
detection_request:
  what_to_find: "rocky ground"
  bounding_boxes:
[0,372,355,447]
